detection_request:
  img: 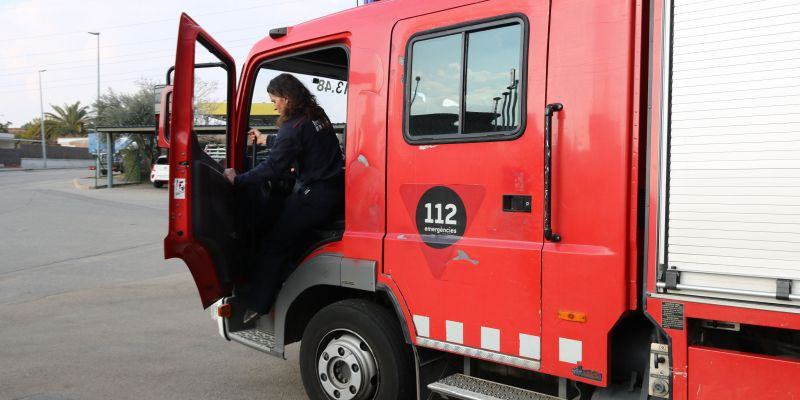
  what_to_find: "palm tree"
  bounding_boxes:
[46,101,90,137]
[21,118,60,143]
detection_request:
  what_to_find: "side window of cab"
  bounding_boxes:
[405,18,525,143]
[243,46,349,171]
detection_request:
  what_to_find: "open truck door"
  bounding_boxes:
[164,13,239,308]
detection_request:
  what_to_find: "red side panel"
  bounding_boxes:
[539,0,637,385]
[688,346,800,400]
[646,296,800,400]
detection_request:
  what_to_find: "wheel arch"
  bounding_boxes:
[273,253,414,353]
[283,285,371,346]
[273,253,385,354]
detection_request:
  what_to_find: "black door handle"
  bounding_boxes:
[544,103,562,243]
[503,195,532,212]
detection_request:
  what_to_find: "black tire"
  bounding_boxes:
[300,299,414,400]
[153,181,164,188]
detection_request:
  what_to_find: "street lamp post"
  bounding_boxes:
[38,69,47,169]
[89,32,100,187]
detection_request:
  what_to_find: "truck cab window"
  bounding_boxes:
[245,46,349,171]
[408,34,462,136]
[406,19,525,142]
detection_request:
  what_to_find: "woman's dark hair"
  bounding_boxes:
[267,73,332,129]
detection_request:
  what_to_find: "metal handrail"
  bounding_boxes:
[656,281,799,301]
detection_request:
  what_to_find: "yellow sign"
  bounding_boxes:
[200,102,278,117]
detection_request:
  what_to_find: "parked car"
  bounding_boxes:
[150,155,169,188]
[89,153,123,176]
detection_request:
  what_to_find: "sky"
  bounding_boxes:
[0,0,358,127]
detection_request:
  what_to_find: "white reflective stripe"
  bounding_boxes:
[446,320,464,344]
[413,315,430,337]
[519,333,540,360]
[412,316,544,361]
[480,327,500,352]
[559,338,582,364]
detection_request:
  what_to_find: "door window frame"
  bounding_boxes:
[402,14,530,145]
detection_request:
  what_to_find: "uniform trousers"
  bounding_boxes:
[245,178,343,314]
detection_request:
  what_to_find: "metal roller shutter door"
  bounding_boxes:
[662,0,800,305]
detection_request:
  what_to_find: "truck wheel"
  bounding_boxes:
[300,299,414,400]
[153,181,163,188]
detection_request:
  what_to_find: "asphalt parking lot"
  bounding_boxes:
[0,169,306,400]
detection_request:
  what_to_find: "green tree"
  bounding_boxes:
[0,121,11,133]
[92,78,218,127]
[93,79,157,128]
[120,134,160,182]
[45,102,90,136]
[92,80,160,182]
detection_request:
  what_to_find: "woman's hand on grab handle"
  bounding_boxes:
[223,168,237,185]
[248,128,267,146]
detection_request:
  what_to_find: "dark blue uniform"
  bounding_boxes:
[235,116,344,314]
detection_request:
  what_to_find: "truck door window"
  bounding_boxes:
[408,34,462,135]
[244,46,349,171]
[405,18,526,142]
[194,44,230,167]
[465,24,522,134]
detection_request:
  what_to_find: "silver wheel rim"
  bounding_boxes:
[316,329,378,400]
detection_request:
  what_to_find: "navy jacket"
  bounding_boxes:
[234,116,343,187]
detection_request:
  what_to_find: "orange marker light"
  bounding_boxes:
[217,303,232,318]
[558,311,587,323]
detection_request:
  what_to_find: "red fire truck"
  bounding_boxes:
[163,1,800,399]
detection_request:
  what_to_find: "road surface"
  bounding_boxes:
[0,169,306,400]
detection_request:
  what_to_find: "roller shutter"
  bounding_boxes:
[661,0,800,305]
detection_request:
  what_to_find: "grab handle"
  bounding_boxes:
[544,103,563,243]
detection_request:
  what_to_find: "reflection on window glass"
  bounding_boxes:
[406,20,524,140]
[408,34,462,136]
[465,24,522,133]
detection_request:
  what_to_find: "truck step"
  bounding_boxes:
[428,374,561,400]
[229,328,276,351]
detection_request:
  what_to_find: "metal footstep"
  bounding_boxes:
[429,374,561,400]
[229,328,276,351]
